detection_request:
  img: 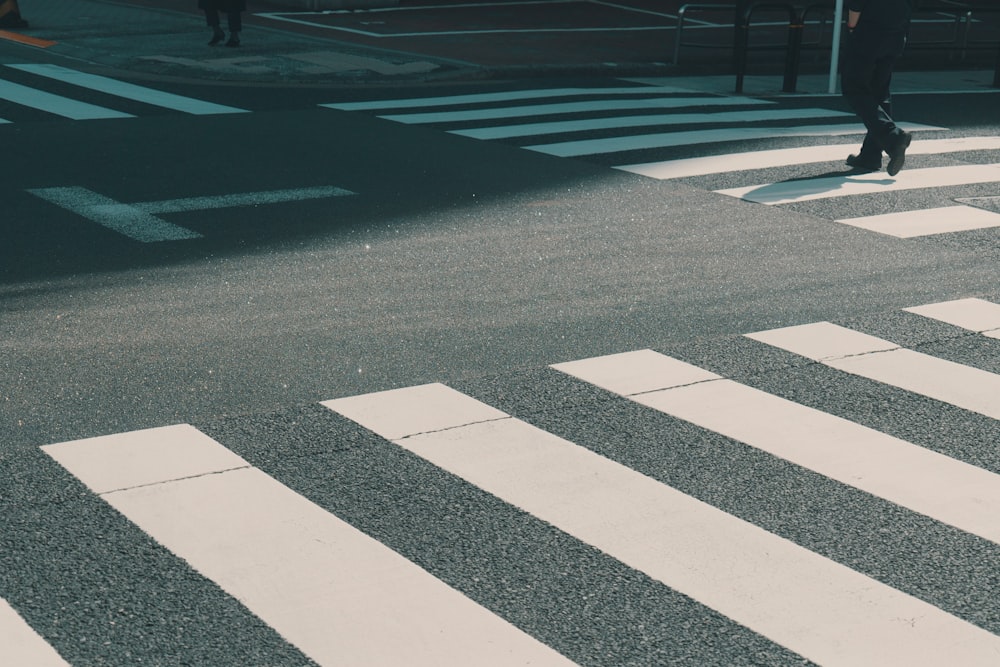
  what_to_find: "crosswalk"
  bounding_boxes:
[9,68,1000,241]
[323,82,1000,239]
[0,62,247,121]
[7,296,1000,665]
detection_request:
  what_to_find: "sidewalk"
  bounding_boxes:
[1,0,997,94]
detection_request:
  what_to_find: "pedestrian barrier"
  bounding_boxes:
[672,4,735,65]
[732,0,1000,93]
[906,3,1000,87]
[733,2,803,93]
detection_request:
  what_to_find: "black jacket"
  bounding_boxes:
[847,0,912,32]
[198,0,246,11]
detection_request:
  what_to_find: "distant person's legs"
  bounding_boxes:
[205,9,225,45]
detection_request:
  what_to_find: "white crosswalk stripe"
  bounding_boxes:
[10,297,1000,665]
[747,320,1000,421]
[7,64,249,115]
[554,349,1000,546]
[716,164,1000,205]
[42,425,570,667]
[905,297,1000,338]
[618,136,1000,179]
[0,63,249,123]
[323,83,1000,239]
[0,77,134,120]
[0,597,70,667]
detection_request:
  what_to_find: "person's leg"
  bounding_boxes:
[225,11,241,46]
[870,33,911,175]
[842,42,884,170]
[205,8,225,45]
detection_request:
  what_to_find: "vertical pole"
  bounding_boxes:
[734,0,751,93]
[994,35,1000,88]
[784,7,804,93]
[829,0,844,94]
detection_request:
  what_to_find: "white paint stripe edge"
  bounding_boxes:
[7,64,249,115]
[28,186,202,242]
[552,350,1000,546]
[905,298,1000,338]
[616,136,1000,180]
[526,122,943,157]
[326,383,1000,666]
[0,598,70,667]
[0,80,133,120]
[837,205,1000,238]
[746,322,1000,420]
[41,424,572,667]
[451,108,854,140]
[138,186,357,214]
[717,163,1000,205]
[379,96,771,124]
[322,86,718,111]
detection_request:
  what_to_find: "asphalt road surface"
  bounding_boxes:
[4,42,1000,666]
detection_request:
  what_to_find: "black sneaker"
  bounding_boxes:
[846,153,881,172]
[886,132,912,177]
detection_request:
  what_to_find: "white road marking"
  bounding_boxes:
[42,424,574,667]
[377,96,771,124]
[7,64,249,115]
[838,205,1000,237]
[326,382,1000,667]
[29,186,203,242]
[747,322,1000,420]
[553,349,1000,546]
[0,79,133,120]
[617,135,1000,179]
[137,185,356,214]
[905,298,1000,339]
[0,598,70,667]
[28,185,356,243]
[716,163,1000,204]
[259,0,676,38]
[526,122,942,157]
[452,107,853,140]
[321,86,708,111]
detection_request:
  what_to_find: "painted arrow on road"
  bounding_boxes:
[28,185,357,242]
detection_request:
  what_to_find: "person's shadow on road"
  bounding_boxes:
[734,167,896,205]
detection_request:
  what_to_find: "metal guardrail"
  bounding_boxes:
[906,4,1000,87]
[726,1,1000,92]
[671,1,999,92]
[733,2,802,93]
[673,4,735,65]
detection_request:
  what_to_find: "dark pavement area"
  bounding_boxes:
[0,0,997,89]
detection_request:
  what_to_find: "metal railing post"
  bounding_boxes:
[783,7,804,92]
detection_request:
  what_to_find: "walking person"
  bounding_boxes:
[199,0,245,47]
[841,0,914,176]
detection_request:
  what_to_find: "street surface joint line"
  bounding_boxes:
[627,375,722,398]
[394,415,512,441]
[817,346,904,364]
[99,465,252,497]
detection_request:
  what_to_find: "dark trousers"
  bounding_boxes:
[204,8,241,33]
[841,29,907,156]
